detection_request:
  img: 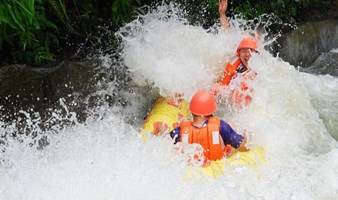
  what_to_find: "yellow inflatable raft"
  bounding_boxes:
[140,96,265,178]
[140,97,190,141]
[185,146,265,179]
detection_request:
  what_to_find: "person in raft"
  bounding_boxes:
[170,90,248,165]
[214,0,259,106]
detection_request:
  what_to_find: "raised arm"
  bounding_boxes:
[219,0,229,29]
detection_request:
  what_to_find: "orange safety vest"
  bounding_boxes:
[179,117,225,161]
[219,58,255,107]
[219,58,243,86]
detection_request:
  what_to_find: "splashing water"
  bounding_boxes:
[1,4,338,200]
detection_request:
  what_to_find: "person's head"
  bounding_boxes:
[236,37,258,67]
[189,90,217,121]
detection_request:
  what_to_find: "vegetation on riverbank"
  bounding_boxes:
[0,0,335,65]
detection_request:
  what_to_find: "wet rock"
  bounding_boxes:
[0,61,99,122]
[277,19,338,67]
[302,50,338,76]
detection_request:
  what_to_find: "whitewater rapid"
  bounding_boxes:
[1,4,338,200]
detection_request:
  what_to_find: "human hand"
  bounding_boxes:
[218,0,228,15]
[243,130,254,149]
[238,130,250,151]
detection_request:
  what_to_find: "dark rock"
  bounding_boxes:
[277,19,338,67]
[0,61,98,122]
[302,51,338,76]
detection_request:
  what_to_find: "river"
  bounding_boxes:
[1,4,338,200]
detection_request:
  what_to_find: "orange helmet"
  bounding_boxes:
[236,37,258,54]
[189,90,217,116]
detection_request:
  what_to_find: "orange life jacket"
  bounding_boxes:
[219,58,255,107]
[219,58,242,86]
[179,117,225,161]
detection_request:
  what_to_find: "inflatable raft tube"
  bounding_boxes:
[185,146,265,179]
[140,97,190,141]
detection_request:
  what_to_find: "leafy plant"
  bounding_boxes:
[0,0,58,64]
[111,0,160,28]
[0,0,334,65]
[230,0,331,23]
[0,0,75,64]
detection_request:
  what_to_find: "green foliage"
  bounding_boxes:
[230,0,295,23]
[47,0,72,30]
[0,0,334,65]
[112,0,136,26]
[111,0,155,28]
[0,0,71,64]
[230,0,330,23]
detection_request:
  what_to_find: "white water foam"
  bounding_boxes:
[300,73,338,140]
[1,4,338,200]
[118,5,258,98]
[330,48,338,53]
